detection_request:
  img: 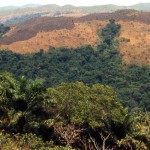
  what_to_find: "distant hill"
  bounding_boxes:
[80,3,150,12]
[0,6,18,11]
[130,3,150,11]
[0,3,150,24]
[0,3,150,12]
[21,4,41,8]
[79,4,125,13]
[0,3,150,25]
[79,3,150,12]
[0,4,41,10]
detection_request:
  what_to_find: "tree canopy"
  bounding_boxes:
[0,19,150,149]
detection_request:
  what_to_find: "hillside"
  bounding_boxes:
[0,10,150,65]
[0,17,75,44]
[0,12,150,150]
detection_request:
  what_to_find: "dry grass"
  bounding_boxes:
[0,20,150,65]
[0,21,105,53]
[119,21,150,65]
[61,13,87,18]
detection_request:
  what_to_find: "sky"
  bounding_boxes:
[0,0,149,7]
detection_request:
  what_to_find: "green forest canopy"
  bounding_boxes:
[0,23,10,37]
[0,72,150,149]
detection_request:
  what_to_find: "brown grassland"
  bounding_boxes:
[0,10,150,65]
[0,21,105,53]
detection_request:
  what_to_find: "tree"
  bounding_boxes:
[118,109,150,150]
[0,72,46,133]
[45,82,127,127]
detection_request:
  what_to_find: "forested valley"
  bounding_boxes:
[0,20,150,149]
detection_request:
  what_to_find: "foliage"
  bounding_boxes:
[0,19,150,149]
[0,72,48,134]
[45,82,127,127]
[100,18,121,45]
[118,135,148,150]
[0,23,10,37]
[0,74,150,149]
[117,109,150,149]
[0,131,55,150]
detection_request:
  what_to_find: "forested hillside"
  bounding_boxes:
[0,20,150,149]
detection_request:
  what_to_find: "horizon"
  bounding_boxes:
[0,0,150,7]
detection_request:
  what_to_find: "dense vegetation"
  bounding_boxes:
[0,19,149,110]
[0,73,150,149]
[0,23,10,37]
[0,19,150,149]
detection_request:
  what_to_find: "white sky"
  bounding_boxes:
[0,0,150,7]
